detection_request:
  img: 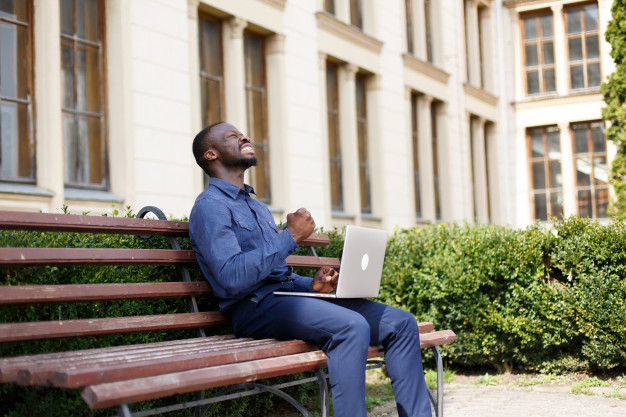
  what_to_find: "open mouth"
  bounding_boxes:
[240,144,254,153]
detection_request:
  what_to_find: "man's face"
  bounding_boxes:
[208,123,258,169]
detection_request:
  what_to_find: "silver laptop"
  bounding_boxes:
[273,225,388,299]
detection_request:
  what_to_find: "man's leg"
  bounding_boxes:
[329,298,432,417]
[228,295,372,417]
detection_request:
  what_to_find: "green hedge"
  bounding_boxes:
[379,216,626,373]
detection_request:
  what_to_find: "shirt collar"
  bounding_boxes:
[208,177,255,199]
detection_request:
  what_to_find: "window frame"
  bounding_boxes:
[198,13,224,128]
[60,0,108,190]
[527,125,563,221]
[0,0,35,184]
[564,2,602,90]
[571,120,609,219]
[520,9,556,95]
[355,72,371,215]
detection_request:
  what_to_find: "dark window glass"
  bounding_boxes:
[199,15,223,128]
[0,0,34,182]
[350,0,362,29]
[61,0,107,189]
[326,63,343,212]
[355,73,370,214]
[411,93,421,218]
[324,0,335,14]
[572,121,608,218]
[528,126,562,220]
[244,32,270,203]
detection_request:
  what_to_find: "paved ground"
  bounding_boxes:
[369,375,626,417]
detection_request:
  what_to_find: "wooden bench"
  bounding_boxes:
[0,206,456,417]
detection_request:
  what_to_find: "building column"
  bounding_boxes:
[187,0,203,195]
[552,4,568,95]
[485,122,501,224]
[366,74,383,218]
[559,121,575,216]
[417,94,435,222]
[266,33,287,211]
[34,0,63,211]
[223,16,247,131]
[338,63,359,218]
[465,0,481,86]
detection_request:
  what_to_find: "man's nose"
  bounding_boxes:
[239,134,250,143]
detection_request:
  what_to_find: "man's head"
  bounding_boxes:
[192,122,257,177]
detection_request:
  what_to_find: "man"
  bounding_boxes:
[189,122,432,417]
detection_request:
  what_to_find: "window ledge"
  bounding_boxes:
[402,53,450,84]
[267,205,285,215]
[361,213,382,222]
[0,182,54,197]
[331,211,356,220]
[316,11,383,54]
[64,188,124,203]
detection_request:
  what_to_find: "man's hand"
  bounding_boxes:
[286,208,315,243]
[311,267,339,293]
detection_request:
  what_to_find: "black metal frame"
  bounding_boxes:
[113,207,446,417]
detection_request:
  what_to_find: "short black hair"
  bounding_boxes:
[192,122,224,176]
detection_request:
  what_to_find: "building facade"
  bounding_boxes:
[0,0,616,229]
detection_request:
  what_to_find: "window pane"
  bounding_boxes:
[79,0,99,42]
[350,0,362,29]
[530,129,544,157]
[87,116,103,184]
[324,0,335,14]
[576,157,591,186]
[525,44,538,66]
[568,37,582,61]
[61,43,75,109]
[534,193,548,221]
[583,4,598,31]
[0,102,17,178]
[200,18,220,76]
[544,68,556,92]
[570,65,584,89]
[0,0,27,20]
[593,156,607,186]
[0,22,16,97]
[60,0,73,35]
[587,62,601,87]
[578,190,592,217]
[539,13,553,37]
[551,192,563,219]
[596,188,608,218]
[523,16,537,39]
[547,129,560,157]
[585,34,599,59]
[566,8,581,34]
[574,126,588,153]
[532,161,546,189]
[542,42,554,65]
[549,160,561,187]
[527,70,539,94]
[591,123,605,153]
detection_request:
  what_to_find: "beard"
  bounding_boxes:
[225,155,258,169]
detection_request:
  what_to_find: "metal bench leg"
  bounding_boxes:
[432,346,444,417]
[117,404,132,417]
[316,369,330,417]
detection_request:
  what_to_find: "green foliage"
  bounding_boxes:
[378,218,626,373]
[602,0,626,219]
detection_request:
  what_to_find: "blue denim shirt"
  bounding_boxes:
[189,178,313,311]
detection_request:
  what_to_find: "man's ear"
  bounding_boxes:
[204,148,218,161]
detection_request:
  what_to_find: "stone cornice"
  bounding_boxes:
[316,11,383,54]
[259,0,286,10]
[503,0,557,8]
[464,83,498,106]
[513,89,603,110]
[402,53,450,84]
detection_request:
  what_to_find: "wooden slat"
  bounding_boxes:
[0,210,189,236]
[285,255,340,269]
[0,282,212,305]
[0,248,196,266]
[0,312,228,342]
[81,345,395,410]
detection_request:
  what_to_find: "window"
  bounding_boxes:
[565,3,601,89]
[61,0,107,189]
[528,126,563,221]
[411,93,421,218]
[244,32,270,203]
[324,0,335,14]
[326,62,343,212]
[431,100,441,220]
[350,0,362,29]
[572,122,608,218]
[355,73,370,214]
[198,14,223,127]
[0,0,34,182]
[469,116,478,220]
[521,11,555,95]
[424,0,433,63]
[405,0,414,54]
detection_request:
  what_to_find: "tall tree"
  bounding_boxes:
[601,0,626,219]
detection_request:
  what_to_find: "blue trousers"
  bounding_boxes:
[228,294,432,417]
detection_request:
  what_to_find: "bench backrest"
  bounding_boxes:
[0,209,340,344]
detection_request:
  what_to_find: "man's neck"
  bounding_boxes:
[212,169,246,190]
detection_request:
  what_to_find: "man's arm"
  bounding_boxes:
[190,198,298,296]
